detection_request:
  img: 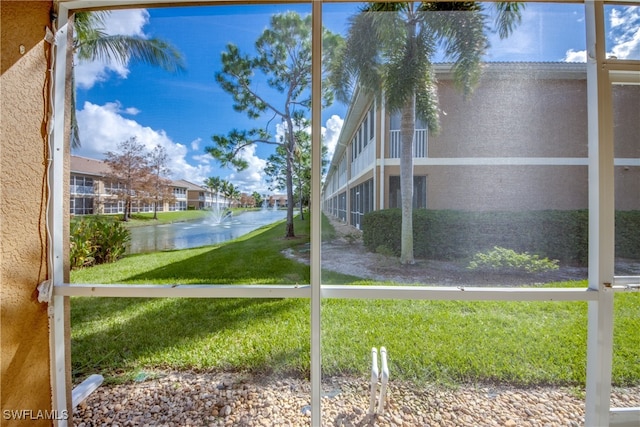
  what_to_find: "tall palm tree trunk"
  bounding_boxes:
[400,95,416,264]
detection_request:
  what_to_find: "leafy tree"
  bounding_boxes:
[71,11,185,148]
[103,137,151,221]
[330,2,523,264]
[146,145,174,220]
[206,12,342,238]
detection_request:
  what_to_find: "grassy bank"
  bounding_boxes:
[70,215,640,387]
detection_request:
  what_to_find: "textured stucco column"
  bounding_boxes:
[1,1,57,425]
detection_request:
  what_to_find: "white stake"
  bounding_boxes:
[369,347,379,414]
[377,347,389,414]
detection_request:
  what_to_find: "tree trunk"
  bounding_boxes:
[399,96,415,265]
[123,197,130,222]
[284,145,296,237]
[284,128,296,238]
[298,174,304,220]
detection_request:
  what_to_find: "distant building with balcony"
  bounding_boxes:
[70,155,191,215]
[322,62,640,229]
[70,156,262,215]
[172,179,230,210]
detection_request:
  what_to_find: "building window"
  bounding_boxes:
[350,178,374,229]
[70,197,94,215]
[104,180,125,195]
[70,175,94,195]
[389,176,427,209]
[368,106,375,141]
[103,201,124,214]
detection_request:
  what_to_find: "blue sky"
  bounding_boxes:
[73,2,639,194]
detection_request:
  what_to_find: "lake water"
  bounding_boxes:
[127,209,287,254]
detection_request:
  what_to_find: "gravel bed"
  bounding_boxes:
[73,371,639,426]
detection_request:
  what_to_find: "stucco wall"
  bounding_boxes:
[1,1,55,425]
[429,77,589,158]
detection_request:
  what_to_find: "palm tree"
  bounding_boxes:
[204,176,223,208]
[231,187,241,208]
[71,11,185,148]
[221,180,236,208]
[330,2,523,264]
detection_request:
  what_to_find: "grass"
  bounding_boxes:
[71,212,350,285]
[70,214,640,387]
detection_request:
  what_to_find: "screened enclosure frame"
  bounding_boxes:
[47,1,639,426]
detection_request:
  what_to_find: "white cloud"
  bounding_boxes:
[322,115,343,161]
[190,138,202,151]
[123,107,140,115]
[101,9,149,36]
[272,114,343,162]
[73,102,344,196]
[74,9,151,89]
[608,7,640,60]
[74,101,212,184]
[224,114,344,194]
[564,7,640,62]
[563,49,587,62]
[227,144,269,194]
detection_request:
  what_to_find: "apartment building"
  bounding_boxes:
[70,155,190,215]
[322,62,640,229]
[172,179,228,210]
[70,156,271,214]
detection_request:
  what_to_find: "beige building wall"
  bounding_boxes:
[380,165,588,211]
[325,63,638,221]
[1,1,56,424]
[430,77,589,158]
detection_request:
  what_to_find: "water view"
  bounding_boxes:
[127,209,287,254]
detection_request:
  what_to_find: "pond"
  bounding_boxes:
[127,209,287,254]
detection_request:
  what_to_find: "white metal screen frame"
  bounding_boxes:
[47,1,640,426]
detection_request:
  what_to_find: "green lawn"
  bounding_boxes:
[70,214,640,387]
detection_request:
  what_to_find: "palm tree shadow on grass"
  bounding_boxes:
[71,297,309,381]
[122,245,311,284]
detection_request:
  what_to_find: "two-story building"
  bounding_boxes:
[70,155,191,215]
[322,62,640,229]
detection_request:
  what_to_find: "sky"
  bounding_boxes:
[73,2,639,195]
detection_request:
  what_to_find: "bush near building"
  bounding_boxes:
[363,209,640,265]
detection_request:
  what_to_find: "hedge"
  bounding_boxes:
[362,209,640,265]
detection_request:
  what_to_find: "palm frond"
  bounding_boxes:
[76,35,185,73]
[71,11,186,148]
[493,2,525,39]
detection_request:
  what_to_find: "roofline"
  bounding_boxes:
[434,62,587,80]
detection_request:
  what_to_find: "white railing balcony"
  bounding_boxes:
[70,185,95,195]
[389,129,428,158]
[351,142,376,177]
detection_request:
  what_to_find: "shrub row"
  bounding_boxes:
[70,217,130,269]
[362,209,640,265]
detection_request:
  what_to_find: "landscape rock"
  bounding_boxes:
[73,371,640,426]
